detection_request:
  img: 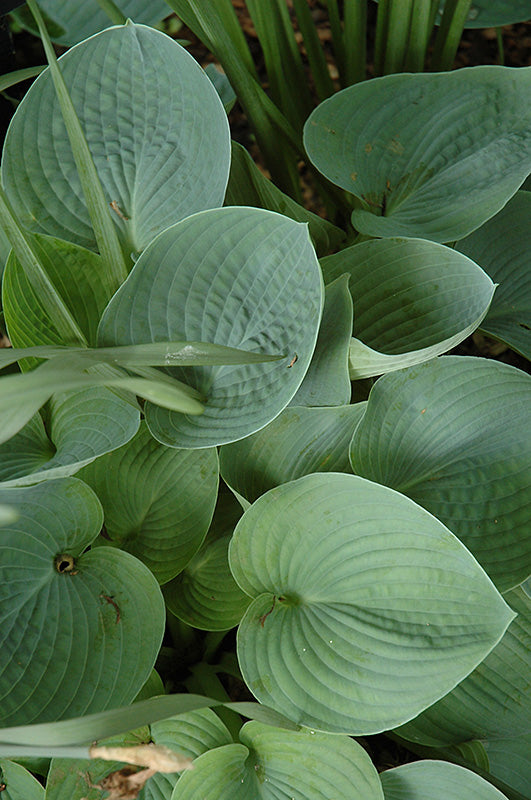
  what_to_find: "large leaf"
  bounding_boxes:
[482,735,531,799]
[291,274,353,405]
[440,0,531,27]
[381,760,509,800]
[303,67,531,242]
[395,587,531,745]
[98,207,323,448]
[1,23,230,255]
[349,357,531,591]
[173,720,384,800]
[225,141,344,257]
[0,478,165,726]
[0,386,139,486]
[220,403,365,504]
[457,191,531,360]
[0,759,44,800]
[12,0,170,45]
[229,473,514,735]
[321,237,494,378]
[163,490,251,630]
[79,422,218,584]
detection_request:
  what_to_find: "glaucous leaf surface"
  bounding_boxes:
[440,0,531,27]
[0,478,165,726]
[0,759,44,800]
[0,387,139,486]
[350,357,531,591]
[3,235,114,350]
[98,207,323,448]
[1,23,230,255]
[173,721,384,800]
[395,587,531,745]
[12,0,170,45]
[304,67,531,242]
[291,274,353,405]
[381,760,509,800]
[220,403,365,504]
[482,734,531,798]
[79,422,218,584]
[143,710,233,800]
[225,141,345,257]
[457,191,531,359]
[230,473,514,734]
[320,238,495,378]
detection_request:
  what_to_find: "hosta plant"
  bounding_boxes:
[0,1,530,800]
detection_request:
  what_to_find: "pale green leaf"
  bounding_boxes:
[0,66,45,93]
[482,735,531,799]
[304,67,531,242]
[205,64,236,113]
[0,478,165,726]
[2,24,230,255]
[173,721,384,800]
[79,422,218,584]
[230,473,514,734]
[441,0,531,27]
[220,403,365,504]
[98,207,323,448]
[457,191,531,360]
[350,357,531,590]
[381,760,509,800]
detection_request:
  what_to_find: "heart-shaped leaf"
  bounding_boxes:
[320,238,495,378]
[79,423,218,584]
[220,403,365,504]
[98,207,323,448]
[0,387,140,486]
[381,761,509,800]
[291,274,353,405]
[395,587,531,745]
[0,478,165,726]
[349,357,531,591]
[0,759,44,800]
[173,721,384,800]
[304,67,531,242]
[230,473,514,734]
[457,190,531,360]
[2,23,230,255]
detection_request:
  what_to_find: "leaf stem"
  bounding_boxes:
[95,0,126,25]
[431,0,472,71]
[343,0,367,85]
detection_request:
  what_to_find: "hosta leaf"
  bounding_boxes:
[12,0,170,45]
[291,274,353,405]
[205,64,236,113]
[395,587,531,745]
[225,141,345,257]
[143,710,233,800]
[220,403,365,504]
[173,721,384,800]
[381,761,509,800]
[0,386,139,486]
[230,473,514,734]
[304,67,531,242]
[457,191,531,360]
[98,207,323,448]
[0,759,44,800]
[3,234,118,348]
[2,23,230,255]
[349,357,531,591]
[442,0,531,27]
[482,735,531,798]
[79,422,218,585]
[320,238,494,378]
[0,478,165,726]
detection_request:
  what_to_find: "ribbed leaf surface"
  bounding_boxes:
[381,761,509,800]
[304,67,531,242]
[350,357,531,590]
[0,479,165,726]
[2,23,230,255]
[230,473,514,734]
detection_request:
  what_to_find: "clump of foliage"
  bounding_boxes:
[0,1,530,799]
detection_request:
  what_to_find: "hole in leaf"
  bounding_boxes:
[54,553,77,574]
